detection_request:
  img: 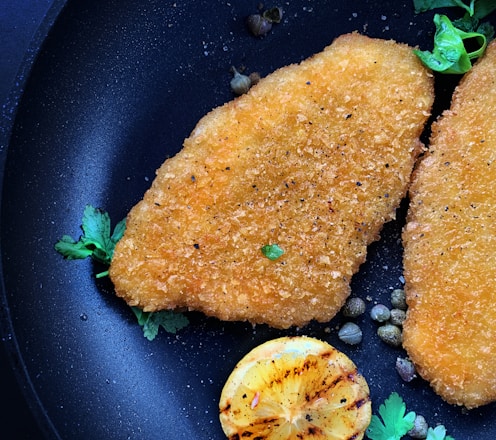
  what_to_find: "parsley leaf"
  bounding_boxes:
[366,392,416,440]
[55,205,125,266]
[413,14,487,73]
[453,13,495,39]
[132,307,189,341]
[472,0,496,18]
[426,425,455,440]
[414,0,496,17]
[414,0,476,15]
[55,204,189,340]
[54,235,95,260]
[413,0,496,73]
[261,244,284,260]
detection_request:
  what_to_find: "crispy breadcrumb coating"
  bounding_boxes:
[110,33,433,329]
[403,41,496,409]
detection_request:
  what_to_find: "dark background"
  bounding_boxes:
[1,1,58,438]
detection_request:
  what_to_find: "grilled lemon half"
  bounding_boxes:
[219,336,371,439]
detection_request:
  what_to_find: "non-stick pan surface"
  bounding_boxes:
[1,1,495,439]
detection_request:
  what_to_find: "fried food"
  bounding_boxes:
[402,41,496,409]
[110,33,434,329]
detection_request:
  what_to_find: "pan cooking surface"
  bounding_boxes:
[1,0,495,438]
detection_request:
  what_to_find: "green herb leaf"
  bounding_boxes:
[55,205,126,266]
[366,392,416,440]
[80,205,113,262]
[474,19,496,39]
[426,425,455,440]
[414,14,487,73]
[54,235,95,260]
[132,307,190,341]
[55,205,190,339]
[452,11,495,38]
[472,0,496,19]
[261,243,284,260]
[110,217,127,245]
[413,0,475,15]
[413,0,495,73]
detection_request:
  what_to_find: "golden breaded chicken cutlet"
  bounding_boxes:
[110,33,434,329]
[402,41,496,409]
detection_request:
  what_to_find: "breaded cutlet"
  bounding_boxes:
[403,41,496,409]
[110,33,434,329]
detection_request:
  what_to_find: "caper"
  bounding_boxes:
[396,357,416,382]
[377,323,402,347]
[248,72,261,86]
[390,308,406,326]
[338,322,362,345]
[246,14,273,37]
[391,288,407,310]
[342,297,366,318]
[408,414,428,439]
[370,304,390,322]
[262,6,283,23]
[230,67,252,95]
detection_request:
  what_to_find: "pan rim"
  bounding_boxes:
[0,1,69,438]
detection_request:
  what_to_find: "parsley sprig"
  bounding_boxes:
[366,392,455,440]
[55,204,189,340]
[367,392,416,440]
[55,205,125,277]
[413,0,496,73]
[415,0,479,15]
[132,307,189,341]
[414,13,488,73]
[427,425,456,440]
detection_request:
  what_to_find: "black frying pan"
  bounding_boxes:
[1,1,495,439]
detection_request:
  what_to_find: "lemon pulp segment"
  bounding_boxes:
[219,336,371,439]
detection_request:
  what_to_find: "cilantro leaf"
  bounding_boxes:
[55,205,126,266]
[132,307,190,341]
[261,243,284,260]
[426,425,455,440]
[366,392,416,440]
[413,14,487,73]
